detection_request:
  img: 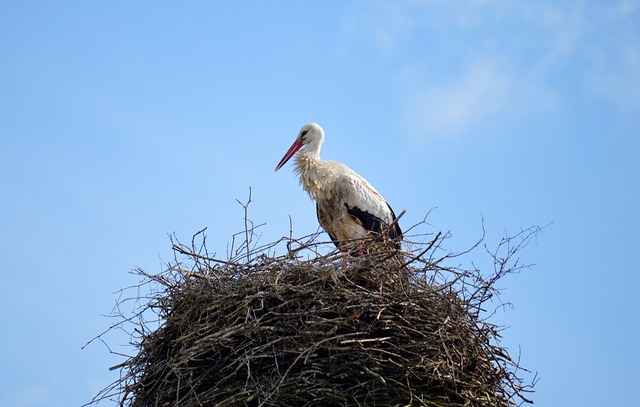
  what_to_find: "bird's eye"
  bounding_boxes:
[300,130,309,141]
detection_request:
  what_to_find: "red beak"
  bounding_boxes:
[274,139,303,171]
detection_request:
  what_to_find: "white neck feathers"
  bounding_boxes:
[294,153,338,201]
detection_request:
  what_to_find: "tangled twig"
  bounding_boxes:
[85,218,539,407]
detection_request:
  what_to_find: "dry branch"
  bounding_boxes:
[86,222,538,407]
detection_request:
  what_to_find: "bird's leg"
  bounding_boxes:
[338,241,350,268]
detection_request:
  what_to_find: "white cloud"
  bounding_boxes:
[340,0,414,55]
[586,44,640,114]
[341,0,640,141]
[403,62,509,138]
[582,3,640,114]
[611,0,640,16]
[400,59,556,140]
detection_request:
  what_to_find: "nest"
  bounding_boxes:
[88,226,537,407]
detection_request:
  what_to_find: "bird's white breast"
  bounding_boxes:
[294,153,394,239]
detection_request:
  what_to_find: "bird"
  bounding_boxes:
[274,123,402,250]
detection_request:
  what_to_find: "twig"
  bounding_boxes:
[235,187,253,263]
[86,217,542,407]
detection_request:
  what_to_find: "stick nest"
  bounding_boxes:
[89,227,537,406]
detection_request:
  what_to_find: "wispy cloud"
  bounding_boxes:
[583,3,640,114]
[340,0,414,55]
[341,0,639,140]
[402,61,509,139]
[586,44,640,114]
[399,57,558,141]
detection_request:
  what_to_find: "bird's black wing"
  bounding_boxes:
[386,203,403,241]
[345,204,384,234]
[346,203,402,250]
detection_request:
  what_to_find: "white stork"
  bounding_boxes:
[275,123,402,250]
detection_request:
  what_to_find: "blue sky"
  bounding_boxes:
[1,1,638,406]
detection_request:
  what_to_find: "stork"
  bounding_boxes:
[275,123,402,250]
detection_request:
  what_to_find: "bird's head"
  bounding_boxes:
[274,123,324,171]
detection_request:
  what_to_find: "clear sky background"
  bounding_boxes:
[1,1,638,406]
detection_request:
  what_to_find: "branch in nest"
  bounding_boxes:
[85,219,541,407]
